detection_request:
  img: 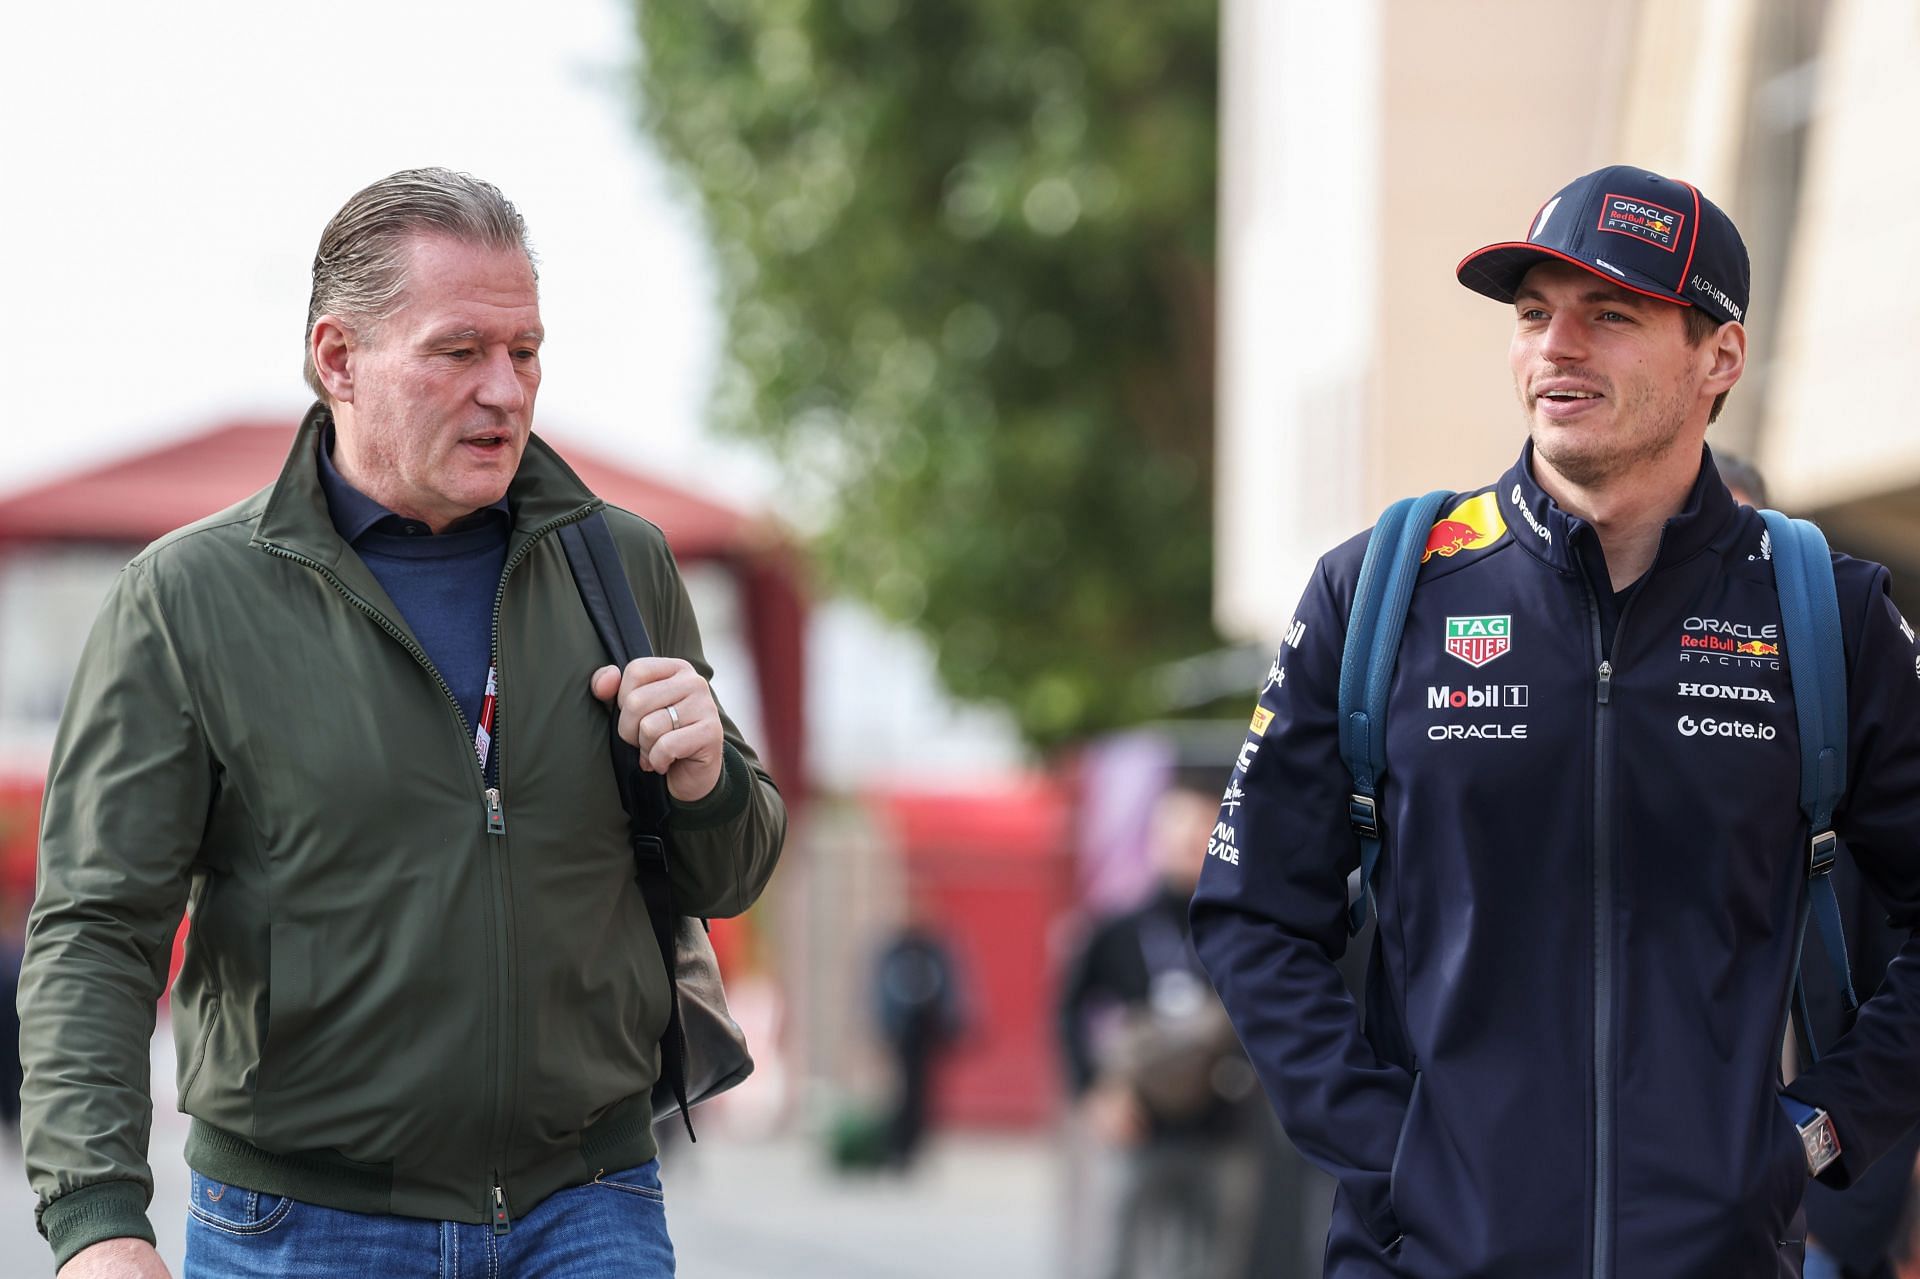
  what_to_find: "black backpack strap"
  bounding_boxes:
[558,512,696,1139]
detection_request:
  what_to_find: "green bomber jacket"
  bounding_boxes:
[18,407,787,1267]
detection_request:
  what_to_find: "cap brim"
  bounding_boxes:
[1456,242,1694,310]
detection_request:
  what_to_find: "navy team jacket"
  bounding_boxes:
[1191,444,1920,1278]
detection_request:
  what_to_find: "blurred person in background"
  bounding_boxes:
[17,167,786,1278]
[1720,459,1920,1279]
[1059,779,1270,1279]
[872,897,967,1171]
[0,929,18,1140]
[1193,165,1920,1277]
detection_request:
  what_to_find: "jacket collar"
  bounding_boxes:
[1497,438,1737,576]
[253,402,603,566]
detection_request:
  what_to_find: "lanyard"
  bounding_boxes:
[474,664,499,773]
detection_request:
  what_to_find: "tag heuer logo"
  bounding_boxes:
[1445,615,1512,668]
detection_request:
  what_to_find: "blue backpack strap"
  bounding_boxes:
[1339,490,1453,934]
[1760,509,1857,1062]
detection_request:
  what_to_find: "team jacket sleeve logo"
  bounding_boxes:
[1422,492,1508,563]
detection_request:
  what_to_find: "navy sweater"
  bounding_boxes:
[317,437,510,760]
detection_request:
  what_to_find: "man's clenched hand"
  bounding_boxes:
[589,658,724,803]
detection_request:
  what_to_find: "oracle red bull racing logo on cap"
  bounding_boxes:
[1599,194,1685,251]
[1445,615,1511,668]
[1421,492,1509,564]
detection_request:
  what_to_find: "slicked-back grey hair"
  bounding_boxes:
[304,167,537,398]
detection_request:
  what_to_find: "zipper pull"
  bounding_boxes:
[492,1180,512,1234]
[1596,660,1613,705]
[485,788,506,835]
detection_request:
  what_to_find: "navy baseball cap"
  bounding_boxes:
[1456,166,1750,325]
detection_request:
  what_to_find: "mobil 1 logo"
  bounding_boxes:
[1423,683,1530,742]
[1427,684,1528,710]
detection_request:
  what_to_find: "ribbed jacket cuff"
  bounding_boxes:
[41,1180,154,1270]
[669,743,751,830]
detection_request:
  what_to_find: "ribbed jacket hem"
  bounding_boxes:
[185,1121,395,1215]
[182,1100,661,1223]
[669,743,753,829]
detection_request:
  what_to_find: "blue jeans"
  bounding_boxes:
[1801,1241,1844,1279]
[183,1161,675,1278]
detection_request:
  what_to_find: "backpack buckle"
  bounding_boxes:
[1348,794,1380,841]
[632,833,669,871]
[1809,830,1838,879]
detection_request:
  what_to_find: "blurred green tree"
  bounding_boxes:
[633,0,1220,746]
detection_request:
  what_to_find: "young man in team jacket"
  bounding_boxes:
[1192,166,1920,1278]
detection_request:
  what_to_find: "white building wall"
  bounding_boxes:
[1214,0,1381,645]
[1762,0,1920,510]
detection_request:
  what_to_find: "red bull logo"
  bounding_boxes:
[1681,634,1783,657]
[1420,493,1509,564]
[1423,519,1481,562]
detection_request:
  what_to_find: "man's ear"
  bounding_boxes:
[311,315,360,403]
[1703,320,1746,398]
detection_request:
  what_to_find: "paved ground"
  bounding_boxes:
[0,1022,1058,1277]
[666,1130,1055,1279]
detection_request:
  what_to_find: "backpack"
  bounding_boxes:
[1336,493,1857,1060]
[558,511,755,1138]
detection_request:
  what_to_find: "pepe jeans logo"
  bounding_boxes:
[1445,616,1512,668]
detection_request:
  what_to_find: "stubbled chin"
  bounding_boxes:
[1532,434,1618,489]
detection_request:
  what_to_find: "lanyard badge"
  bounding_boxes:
[474,665,499,773]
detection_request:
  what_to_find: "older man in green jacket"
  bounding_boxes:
[19,168,786,1277]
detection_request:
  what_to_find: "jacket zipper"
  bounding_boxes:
[1581,562,1651,1279]
[262,501,599,1233]
[1584,584,1614,1279]
[471,504,599,1231]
